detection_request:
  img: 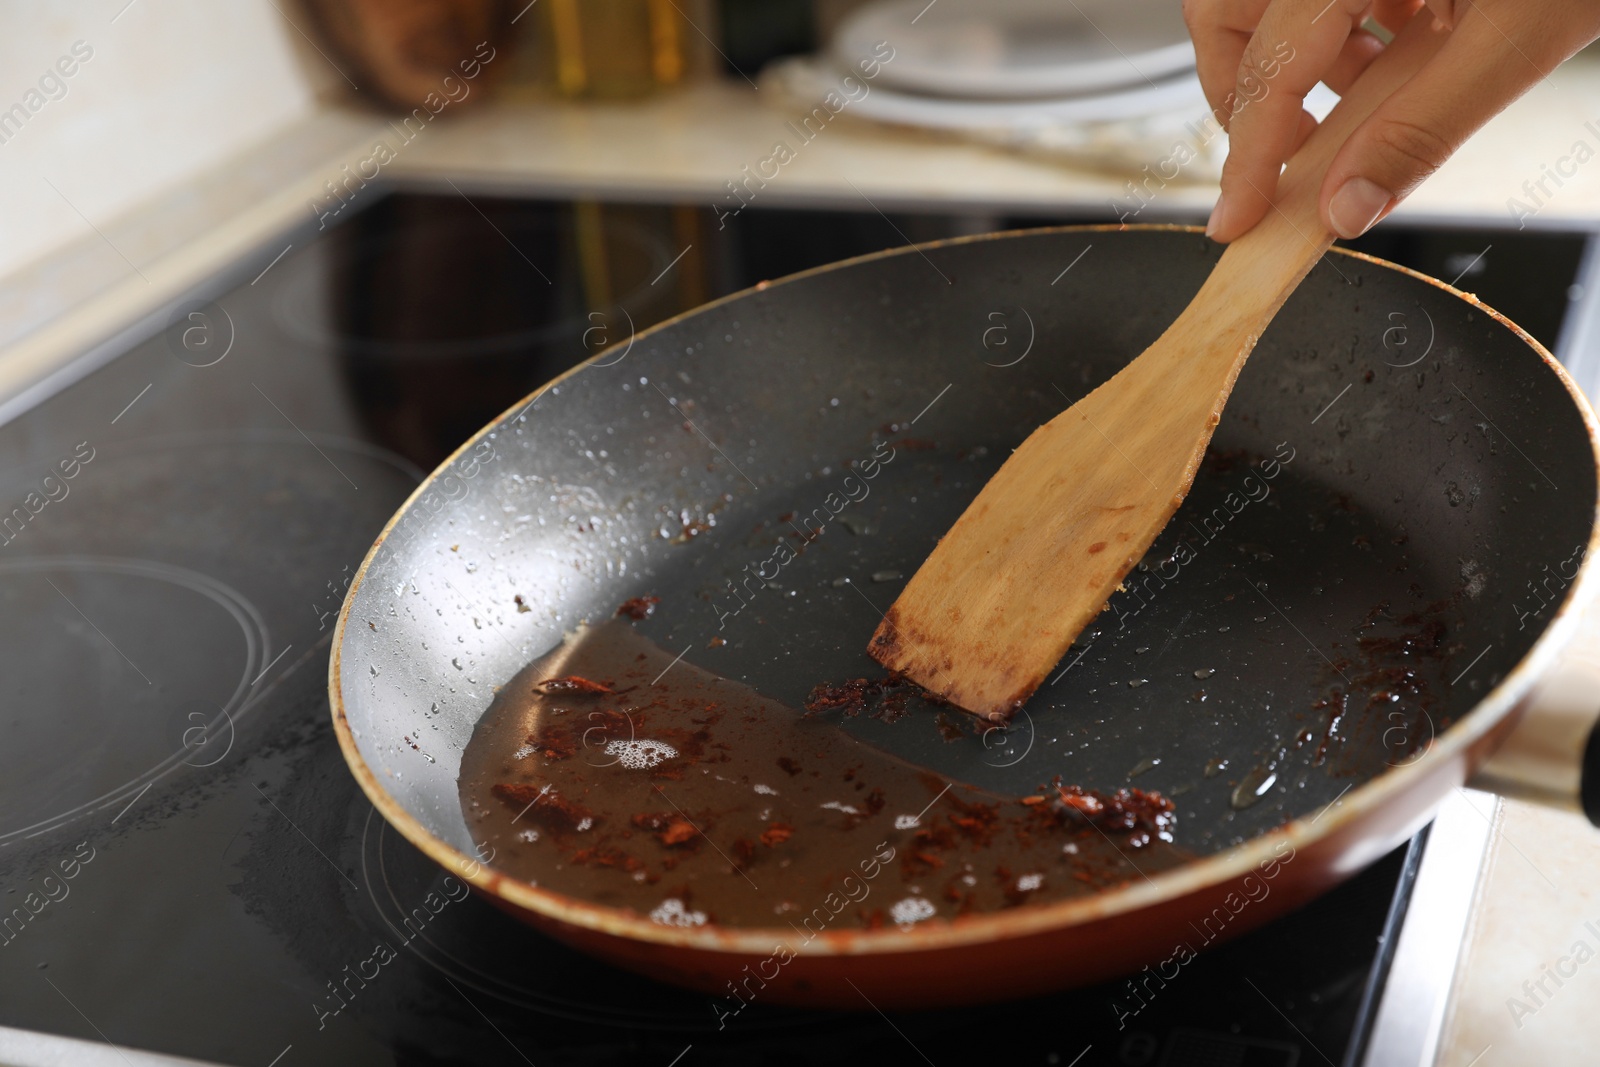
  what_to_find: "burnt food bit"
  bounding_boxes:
[616,595,660,620]
[533,675,614,695]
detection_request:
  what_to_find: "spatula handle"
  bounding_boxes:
[1193,12,1450,340]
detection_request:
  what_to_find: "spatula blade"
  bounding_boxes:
[868,355,1229,720]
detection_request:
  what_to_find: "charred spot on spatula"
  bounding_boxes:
[868,613,949,686]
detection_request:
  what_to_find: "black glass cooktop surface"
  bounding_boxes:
[0,193,1581,1066]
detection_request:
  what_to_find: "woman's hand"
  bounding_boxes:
[1183,0,1600,242]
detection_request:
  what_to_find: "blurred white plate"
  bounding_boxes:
[833,0,1196,101]
[770,55,1207,132]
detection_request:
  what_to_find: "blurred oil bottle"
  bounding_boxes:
[503,0,704,98]
[503,0,827,99]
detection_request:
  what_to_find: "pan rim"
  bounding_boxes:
[330,223,1600,958]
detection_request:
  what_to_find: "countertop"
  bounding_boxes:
[393,67,1600,228]
[1436,798,1600,1066]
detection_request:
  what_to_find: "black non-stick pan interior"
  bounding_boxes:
[344,227,1596,863]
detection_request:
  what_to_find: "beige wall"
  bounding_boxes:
[0,0,323,282]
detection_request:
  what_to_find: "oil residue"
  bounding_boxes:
[1229,764,1278,810]
[459,619,1189,930]
[1312,600,1456,774]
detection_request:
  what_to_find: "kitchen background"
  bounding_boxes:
[5,2,1600,1065]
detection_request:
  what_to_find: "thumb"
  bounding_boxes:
[1318,10,1555,239]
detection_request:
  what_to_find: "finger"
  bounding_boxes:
[1208,0,1371,241]
[1368,0,1425,35]
[1421,0,1457,31]
[1320,5,1600,238]
[1320,27,1385,94]
[1185,0,1268,129]
[1289,108,1318,153]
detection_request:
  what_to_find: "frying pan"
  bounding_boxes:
[330,225,1600,1008]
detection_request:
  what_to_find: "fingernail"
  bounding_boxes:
[1205,196,1227,241]
[1329,177,1392,239]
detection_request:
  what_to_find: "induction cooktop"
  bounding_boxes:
[0,191,1584,1066]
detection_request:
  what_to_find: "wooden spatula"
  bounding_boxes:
[870,14,1449,720]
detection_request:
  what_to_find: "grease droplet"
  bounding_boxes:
[1230,765,1278,810]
